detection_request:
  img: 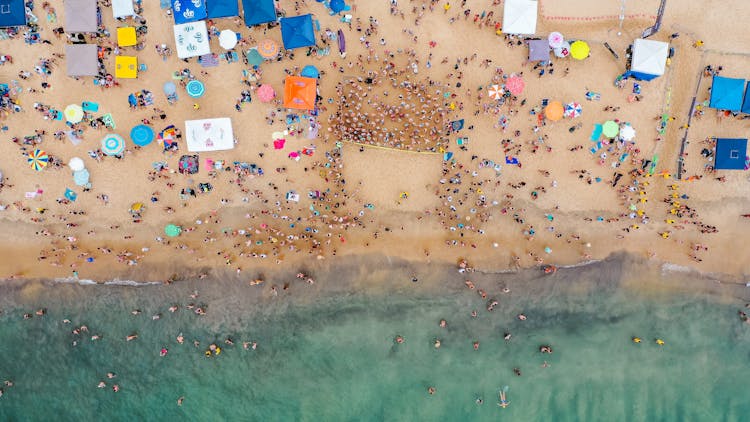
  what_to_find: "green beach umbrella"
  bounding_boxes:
[602,120,619,138]
[164,224,182,237]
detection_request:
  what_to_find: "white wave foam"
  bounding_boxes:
[661,263,693,273]
[51,277,161,286]
[52,277,97,285]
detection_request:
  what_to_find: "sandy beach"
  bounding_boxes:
[0,0,748,285]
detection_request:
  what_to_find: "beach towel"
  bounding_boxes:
[590,124,602,141]
[198,54,219,67]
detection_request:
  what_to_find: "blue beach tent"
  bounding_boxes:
[280,14,316,50]
[714,138,747,170]
[741,86,750,114]
[172,0,207,24]
[242,0,276,26]
[0,0,27,27]
[207,0,239,18]
[709,76,745,112]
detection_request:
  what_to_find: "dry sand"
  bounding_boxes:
[0,0,748,283]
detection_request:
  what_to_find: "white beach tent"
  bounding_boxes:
[502,0,538,35]
[173,21,211,59]
[629,38,669,81]
[112,0,135,18]
[185,118,235,152]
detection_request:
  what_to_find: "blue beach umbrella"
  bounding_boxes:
[301,65,320,78]
[101,133,125,156]
[64,188,77,201]
[130,125,155,147]
[246,48,264,67]
[73,169,90,186]
[330,0,346,14]
[163,81,177,95]
[186,80,205,98]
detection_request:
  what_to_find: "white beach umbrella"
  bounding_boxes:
[620,125,636,141]
[68,157,85,172]
[219,30,238,50]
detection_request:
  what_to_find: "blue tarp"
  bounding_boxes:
[280,14,316,50]
[207,0,238,18]
[242,0,276,26]
[172,0,207,24]
[742,85,750,114]
[709,75,745,112]
[0,0,26,27]
[714,138,747,170]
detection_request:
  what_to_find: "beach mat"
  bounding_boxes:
[590,124,602,141]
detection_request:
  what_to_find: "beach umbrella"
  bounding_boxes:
[257,84,276,103]
[330,0,346,14]
[620,125,636,141]
[548,32,564,49]
[64,104,84,123]
[219,29,238,50]
[564,102,582,118]
[130,124,155,147]
[101,133,125,156]
[301,65,319,78]
[64,188,77,202]
[505,75,525,95]
[246,48,264,66]
[570,40,590,60]
[186,80,205,98]
[544,101,564,121]
[488,84,503,100]
[553,41,571,58]
[602,120,619,138]
[163,81,177,96]
[164,224,182,237]
[258,39,279,59]
[73,168,90,186]
[68,157,85,172]
[28,149,49,171]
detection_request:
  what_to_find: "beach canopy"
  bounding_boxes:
[219,29,238,49]
[544,101,564,121]
[28,149,48,171]
[714,138,748,170]
[630,38,668,81]
[570,40,590,60]
[101,134,125,156]
[528,39,550,62]
[112,0,135,19]
[301,65,319,78]
[68,157,85,172]
[280,14,316,50]
[742,85,750,114]
[246,48,264,66]
[185,117,235,152]
[602,120,619,138]
[186,80,205,98]
[207,0,239,18]
[165,224,182,237]
[130,125,155,146]
[64,0,97,33]
[115,56,138,79]
[242,0,276,26]
[172,0,206,24]
[117,27,137,47]
[502,0,537,35]
[173,21,211,59]
[283,76,317,111]
[0,0,26,27]
[257,84,275,102]
[66,44,99,76]
[257,38,279,59]
[64,104,84,123]
[709,75,746,112]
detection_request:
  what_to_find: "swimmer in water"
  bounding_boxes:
[126,333,138,341]
[177,396,184,406]
[513,368,522,376]
[498,389,510,408]
[168,305,178,313]
[439,319,447,328]
[97,381,106,388]
[517,314,527,321]
[395,335,404,344]
[655,339,665,346]
[504,333,512,341]
[107,373,116,379]
[428,386,436,395]
[177,334,184,344]
[112,384,119,393]
[131,309,141,315]
[473,341,479,350]
[434,339,441,349]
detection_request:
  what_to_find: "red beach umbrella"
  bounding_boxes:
[505,76,525,96]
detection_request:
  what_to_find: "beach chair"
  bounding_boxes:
[82,101,99,112]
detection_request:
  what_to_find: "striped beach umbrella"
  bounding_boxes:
[186,80,205,98]
[258,39,279,59]
[564,102,582,118]
[488,84,503,100]
[101,133,125,156]
[64,104,84,123]
[28,149,49,171]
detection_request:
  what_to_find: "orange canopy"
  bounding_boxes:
[283,76,317,111]
[544,101,564,121]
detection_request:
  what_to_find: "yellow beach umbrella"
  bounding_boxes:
[570,40,590,60]
[64,104,84,123]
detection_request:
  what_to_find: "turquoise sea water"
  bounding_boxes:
[0,254,748,421]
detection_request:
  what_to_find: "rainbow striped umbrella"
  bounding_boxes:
[28,149,49,171]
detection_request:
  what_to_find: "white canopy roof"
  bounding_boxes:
[173,21,211,59]
[502,0,537,35]
[185,118,234,152]
[631,38,668,77]
[112,0,135,18]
